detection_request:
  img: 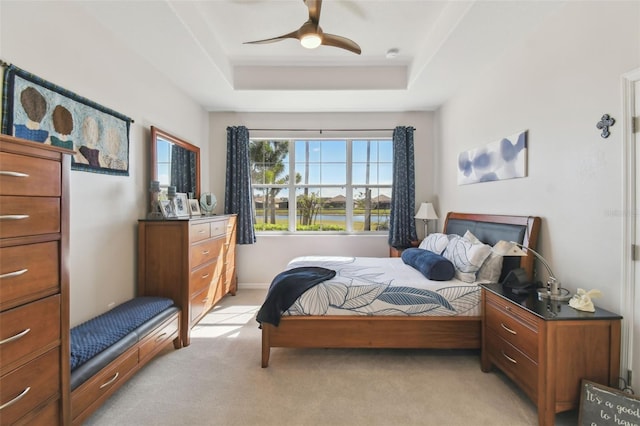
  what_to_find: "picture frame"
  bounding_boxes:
[189,199,201,217]
[174,193,190,218]
[160,200,176,219]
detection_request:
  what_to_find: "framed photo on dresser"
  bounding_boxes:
[174,193,190,218]
[189,199,201,217]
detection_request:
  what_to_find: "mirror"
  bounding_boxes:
[150,126,200,199]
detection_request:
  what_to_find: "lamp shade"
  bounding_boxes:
[415,203,438,220]
[493,240,527,256]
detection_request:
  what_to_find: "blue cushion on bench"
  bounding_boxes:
[70,305,179,390]
[70,297,174,372]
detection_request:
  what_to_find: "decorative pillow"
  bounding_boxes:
[443,234,492,283]
[418,233,449,254]
[401,248,455,281]
[462,231,504,283]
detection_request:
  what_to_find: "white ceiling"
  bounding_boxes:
[80,0,565,113]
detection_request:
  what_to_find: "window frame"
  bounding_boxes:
[250,137,392,235]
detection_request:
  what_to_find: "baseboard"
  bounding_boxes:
[238,283,269,290]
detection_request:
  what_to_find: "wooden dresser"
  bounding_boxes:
[481,283,622,426]
[137,214,237,346]
[0,134,72,425]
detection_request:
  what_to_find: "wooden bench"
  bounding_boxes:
[69,297,181,425]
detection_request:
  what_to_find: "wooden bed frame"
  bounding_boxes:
[261,212,541,367]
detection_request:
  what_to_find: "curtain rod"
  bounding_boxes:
[248,127,414,133]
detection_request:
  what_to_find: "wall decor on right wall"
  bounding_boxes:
[457,130,528,185]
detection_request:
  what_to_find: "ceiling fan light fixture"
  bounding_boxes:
[300,33,322,49]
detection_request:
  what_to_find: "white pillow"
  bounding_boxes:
[463,231,504,283]
[443,234,492,283]
[418,233,449,254]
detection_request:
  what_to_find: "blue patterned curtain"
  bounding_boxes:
[388,126,417,248]
[170,144,197,196]
[224,126,256,244]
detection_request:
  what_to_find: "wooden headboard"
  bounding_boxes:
[442,212,541,281]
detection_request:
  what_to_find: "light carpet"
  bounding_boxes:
[84,289,578,426]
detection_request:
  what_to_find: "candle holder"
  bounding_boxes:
[147,180,163,219]
[167,186,177,217]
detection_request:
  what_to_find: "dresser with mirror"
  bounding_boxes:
[138,128,237,347]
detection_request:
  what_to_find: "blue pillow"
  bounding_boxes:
[401,248,455,281]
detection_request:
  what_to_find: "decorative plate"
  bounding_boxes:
[200,192,217,215]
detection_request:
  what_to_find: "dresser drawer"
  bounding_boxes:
[13,397,59,426]
[0,196,60,239]
[138,313,179,362]
[71,347,138,420]
[190,286,216,324]
[0,152,61,197]
[0,348,60,425]
[190,222,210,243]
[484,291,539,328]
[485,299,538,361]
[189,261,218,297]
[0,242,59,310]
[0,295,61,373]
[190,238,222,268]
[210,219,227,238]
[486,332,538,401]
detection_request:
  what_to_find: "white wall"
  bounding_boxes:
[1,1,209,325]
[435,1,640,313]
[209,112,435,285]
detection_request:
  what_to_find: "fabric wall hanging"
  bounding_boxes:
[457,130,527,185]
[1,64,132,176]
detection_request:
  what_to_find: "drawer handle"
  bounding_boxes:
[155,332,168,343]
[501,350,517,364]
[0,387,31,411]
[0,268,28,279]
[99,372,120,389]
[201,273,210,279]
[202,297,209,303]
[0,171,29,178]
[0,215,29,220]
[202,250,210,255]
[500,323,517,335]
[0,328,31,345]
[198,229,206,234]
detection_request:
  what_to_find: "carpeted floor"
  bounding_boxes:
[84,289,578,426]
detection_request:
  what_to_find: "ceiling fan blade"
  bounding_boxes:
[304,0,322,24]
[321,33,361,55]
[244,30,300,45]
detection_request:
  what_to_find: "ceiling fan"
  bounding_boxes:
[243,0,361,55]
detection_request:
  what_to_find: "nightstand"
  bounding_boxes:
[389,241,420,257]
[481,283,622,426]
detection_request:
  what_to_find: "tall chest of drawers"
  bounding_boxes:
[481,283,622,426]
[138,214,237,346]
[0,134,72,425]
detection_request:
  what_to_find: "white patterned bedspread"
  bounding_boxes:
[282,256,481,317]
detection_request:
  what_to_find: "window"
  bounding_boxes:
[250,138,392,233]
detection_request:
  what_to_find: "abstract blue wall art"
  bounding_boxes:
[457,130,527,185]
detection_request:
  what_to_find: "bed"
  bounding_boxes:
[258,212,541,367]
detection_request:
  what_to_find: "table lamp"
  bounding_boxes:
[493,240,572,301]
[414,202,438,237]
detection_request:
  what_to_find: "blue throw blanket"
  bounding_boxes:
[256,266,336,326]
